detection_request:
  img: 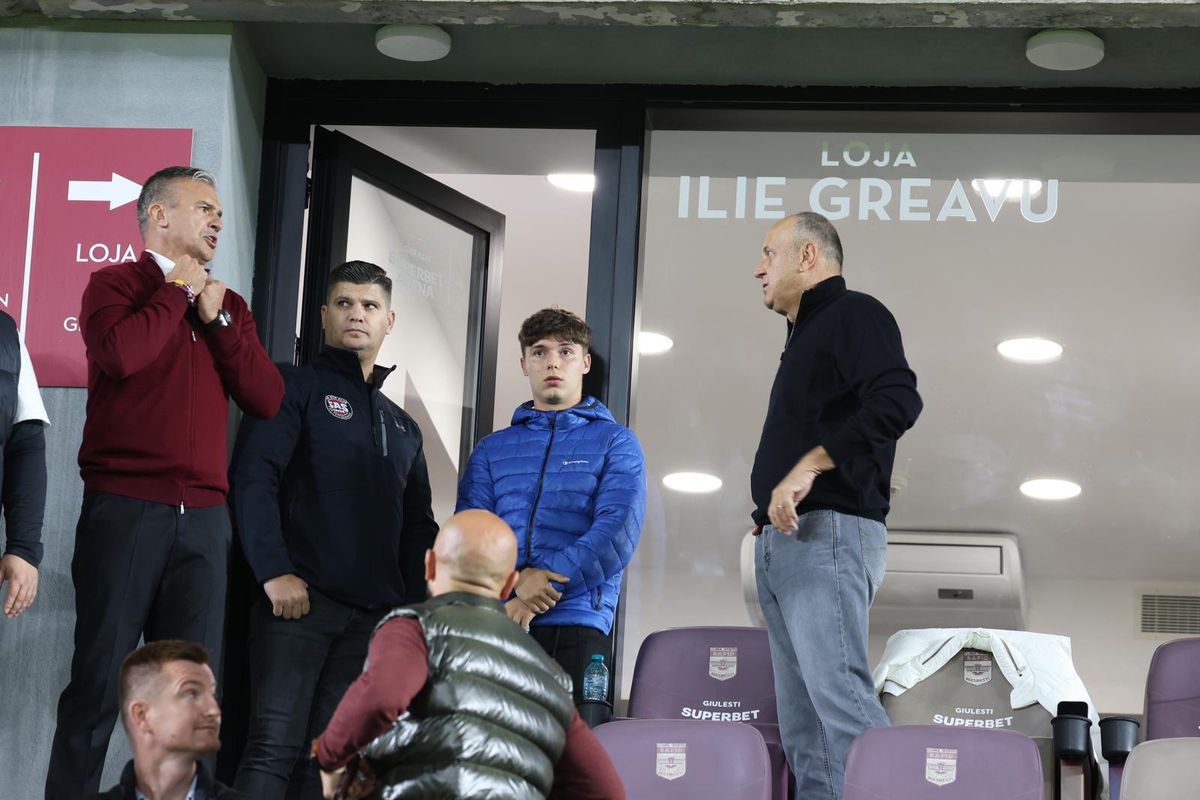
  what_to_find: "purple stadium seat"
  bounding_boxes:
[626,627,792,798]
[1144,637,1200,740]
[593,719,772,800]
[1105,638,1200,800]
[844,725,1044,800]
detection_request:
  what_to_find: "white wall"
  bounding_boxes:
[1025,577,1200,715]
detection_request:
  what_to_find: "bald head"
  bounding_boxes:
[425,510,519,598]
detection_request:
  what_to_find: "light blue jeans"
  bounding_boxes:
[755,510,891,800]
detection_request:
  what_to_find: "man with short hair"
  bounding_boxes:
[456,308,646,704]
[314,510,625,800]
[48,166,284,800]
[0,308,50,620]
[751,212,922,799]
[230,260,438,798]
[86,640,243,800]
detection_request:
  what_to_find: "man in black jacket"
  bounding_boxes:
[750,212,922,800]
[87,640,243,800]
[229,260,438,798]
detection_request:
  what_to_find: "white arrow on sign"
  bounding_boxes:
[67,172,142,211]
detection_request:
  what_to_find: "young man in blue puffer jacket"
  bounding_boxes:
[456,307,646,704]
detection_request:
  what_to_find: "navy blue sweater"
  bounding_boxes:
[751,275,922,525]
[230,347,438,610]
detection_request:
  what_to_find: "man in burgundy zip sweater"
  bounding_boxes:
[46,166,284,800]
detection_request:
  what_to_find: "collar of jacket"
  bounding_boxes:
[132,250,169,282]
[315,345,396,390]
[510,395,614,430]
[134,250,217,282]
[118,759,214,799]
[428,590,508,615]
[796,274,846,321]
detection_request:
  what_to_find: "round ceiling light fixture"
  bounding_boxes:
[663,472,723,494]
[997,337,1064,364]
[638,332,674,355]
[1020,478,1082,500]
[1026,29,1105,71]
[375,25,452,62]
[546,173,596,193]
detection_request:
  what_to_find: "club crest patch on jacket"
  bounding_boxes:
[325,395,353,420]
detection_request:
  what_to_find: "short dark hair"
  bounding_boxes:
[792,211,844,270]
[518,307,592,352]
[136,166,215,233]
[118,640,210,730]
[326,260,392,303]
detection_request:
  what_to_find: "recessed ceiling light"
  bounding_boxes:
[638,332,674,355]
[546,173,595,193]
[971,179,1043,202]
[1020,478,1081,500]
[997,337,1063,364]
[375,25,452,62]
[1026,29,1105,72]
[662,472,722,493]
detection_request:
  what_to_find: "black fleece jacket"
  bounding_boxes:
[751,275,922,525]
[230,347,438,610]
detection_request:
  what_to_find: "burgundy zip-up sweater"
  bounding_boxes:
[78,251,283,508]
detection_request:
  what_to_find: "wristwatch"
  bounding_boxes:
[205,309,232,330]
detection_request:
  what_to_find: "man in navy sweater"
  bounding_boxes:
[751,212,922,800]
[457,308,645,705]
[229,260,438,798]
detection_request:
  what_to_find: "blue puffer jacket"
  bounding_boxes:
[456,397,646,633]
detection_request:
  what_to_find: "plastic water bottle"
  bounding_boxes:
[582,654,609,702]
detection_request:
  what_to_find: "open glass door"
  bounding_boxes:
[302,127,504,521]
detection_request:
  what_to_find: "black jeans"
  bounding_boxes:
[46,493,232,800]
[233,587,384,800]
[530,624,614,705]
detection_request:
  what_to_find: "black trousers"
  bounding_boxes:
[45,492,232,800]
[530,624,614,705]
[234,587,384,800]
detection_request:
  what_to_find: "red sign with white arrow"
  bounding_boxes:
[0,127,193,386]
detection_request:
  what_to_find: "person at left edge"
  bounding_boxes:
[230,260,438,798]
[0,308,50,620]
[46,166,284,800]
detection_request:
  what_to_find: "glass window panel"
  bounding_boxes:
[347,175,477,522]
[626,115,1200,712]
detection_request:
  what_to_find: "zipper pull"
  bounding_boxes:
[191,330,197,342]
[179,501,185,515]
[379,410,388,457]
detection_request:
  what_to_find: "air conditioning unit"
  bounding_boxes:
[870,530,1026,632]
